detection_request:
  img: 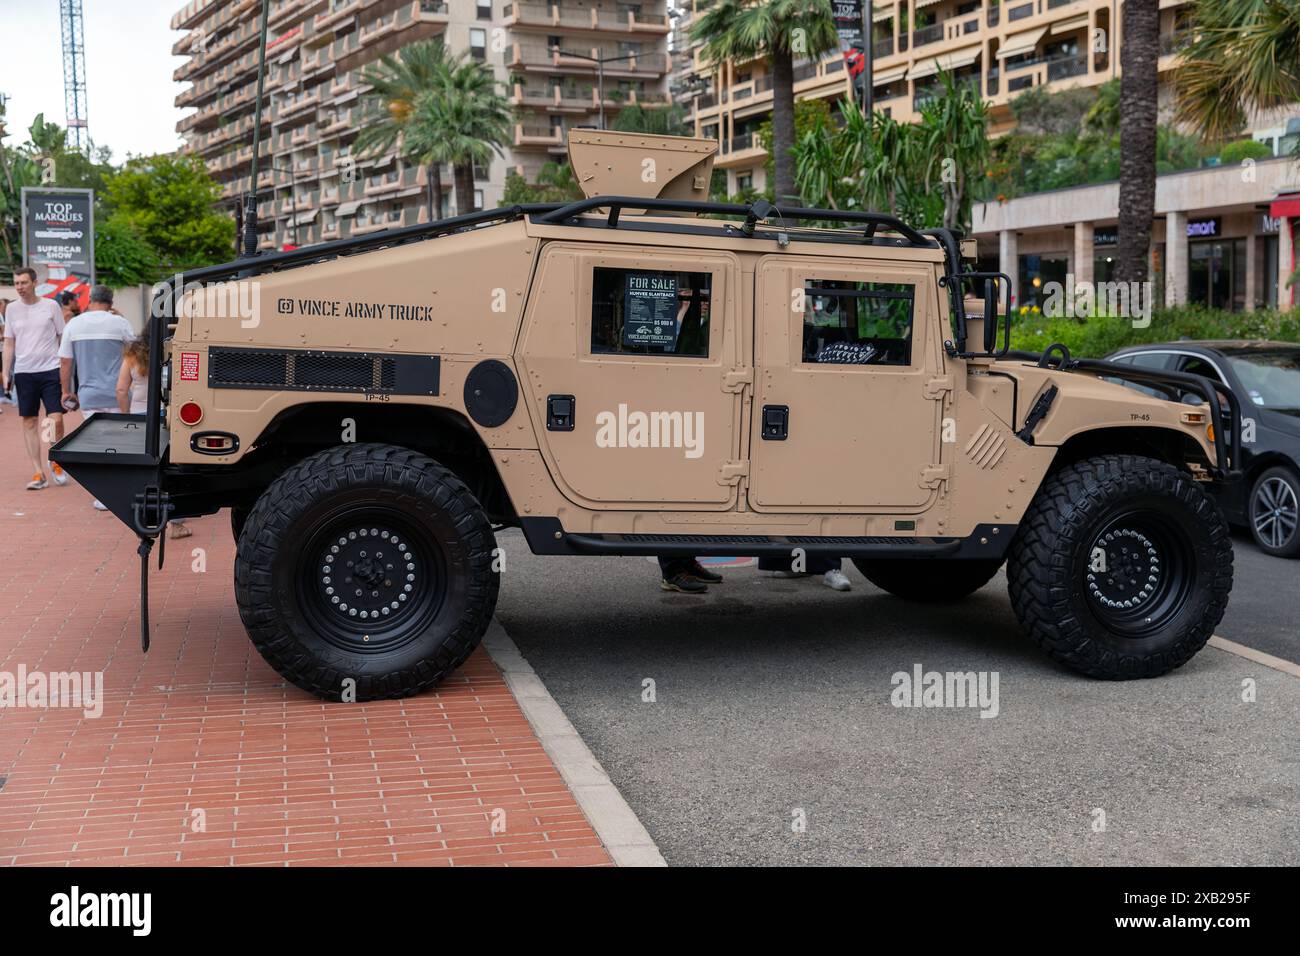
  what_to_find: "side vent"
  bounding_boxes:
[965,423,1008,470]
[208,347,438,396]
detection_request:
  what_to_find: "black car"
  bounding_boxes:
[1106,341,1300,558]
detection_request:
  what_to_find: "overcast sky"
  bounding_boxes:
[0,0,188,160]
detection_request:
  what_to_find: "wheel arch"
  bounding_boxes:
[177,401,518,525]
[1047,425,1212,477]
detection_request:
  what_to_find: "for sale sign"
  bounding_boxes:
[20,187,95,308]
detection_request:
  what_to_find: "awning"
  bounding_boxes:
[293,208,319,226]
[938,44,982,71]
[997,26,1047,58]
[1270,195,1300,219]
[872,63,908,85]
[1051,14,1089,35]
[909,44,981,80]
[915,0,942,7]
[873,3,894,22]
[336,200,362,217]
[908,56,939,80]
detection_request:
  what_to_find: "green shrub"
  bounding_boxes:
[1007,305,1300,358]
[1217,139,1272,165]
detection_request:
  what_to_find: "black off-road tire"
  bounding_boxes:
[234,443,499,700]
[1007,454,1232,679]
[853,558,1003,602]
[230,506,250,544]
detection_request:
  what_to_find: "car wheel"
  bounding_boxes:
[853,558,1003,602]
[1007,454,1232,679]
[1248,465,1300,558]
[234,443,499,700]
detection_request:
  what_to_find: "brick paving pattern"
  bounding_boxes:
[0,410,610,866]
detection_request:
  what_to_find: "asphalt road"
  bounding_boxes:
[493,530,1299,866]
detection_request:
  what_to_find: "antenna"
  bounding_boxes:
[241,0,272,258]
[59,0,90,151]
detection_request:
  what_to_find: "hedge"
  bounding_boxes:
[1006,305,1300,358]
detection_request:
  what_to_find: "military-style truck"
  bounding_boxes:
[51,131,1241,700]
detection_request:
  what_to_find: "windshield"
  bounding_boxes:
[1225,350,1300,415]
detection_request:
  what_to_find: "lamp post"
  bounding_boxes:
[550,48,637,130]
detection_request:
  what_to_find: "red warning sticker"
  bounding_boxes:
[180,352,200,381]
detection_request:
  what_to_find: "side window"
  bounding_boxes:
[591,267,712,358]
[1106,352,1171,398]
[1176,355,1225,384]
[801,279,914,366]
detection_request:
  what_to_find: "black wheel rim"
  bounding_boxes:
[1252,476,1298,550]
[295,505,446,654]
[1083,509,1195,638]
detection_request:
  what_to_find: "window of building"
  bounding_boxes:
[736,173,753,193]
[470,28,487,60]
[801,279,914,366]
[473,189,484,211]
[618,41,642,57]
[476,0,492,19]
[473,160,489,181]
[591,267,712,358]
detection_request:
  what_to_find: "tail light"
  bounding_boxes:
[178,401,204,426]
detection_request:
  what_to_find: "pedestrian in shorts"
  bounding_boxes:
[2,268,68,489]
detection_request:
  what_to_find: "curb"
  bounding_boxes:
[1208,634,1300,678]
[482,620,668,867]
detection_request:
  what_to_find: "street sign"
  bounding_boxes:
[20,187,95,307]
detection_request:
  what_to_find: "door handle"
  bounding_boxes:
[547,394,575,431]
[762,405,788,441]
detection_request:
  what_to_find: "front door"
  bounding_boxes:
[747,255,945,513]
[519,243,745,509]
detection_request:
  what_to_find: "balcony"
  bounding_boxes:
[502,2,671,35]
[1006,1,1034,23]
[515,122,564,147]
[873,38,894,58]
[1159,30,1192,57]
[1045,52,1088,82]
[912,22,943,48]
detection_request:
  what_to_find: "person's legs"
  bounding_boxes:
[33,371,67,483]
[21,416,45,484]
[658,555,708,593]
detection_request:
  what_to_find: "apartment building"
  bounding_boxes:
[171,0,672,250]
[686,0,1197,196]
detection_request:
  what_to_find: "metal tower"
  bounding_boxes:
[60,0,89,151]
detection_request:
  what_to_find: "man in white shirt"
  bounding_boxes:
[2,268,68,490]
[59,285,135,508]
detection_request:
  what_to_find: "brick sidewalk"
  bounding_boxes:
[0,409,610,866]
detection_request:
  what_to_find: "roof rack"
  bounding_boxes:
[181,202,563,285]
[536,195,935,248]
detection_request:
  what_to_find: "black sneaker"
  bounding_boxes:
[687,560,723,583]
[661,572,709,594]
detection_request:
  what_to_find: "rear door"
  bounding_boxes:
[518,242,746,509]
[747,255,946,513]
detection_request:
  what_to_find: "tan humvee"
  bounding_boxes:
[52,131,1242,700]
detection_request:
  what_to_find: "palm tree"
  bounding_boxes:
[1114,0,1160,289]
[692,0,836,208]
[355,41,452,221]
[1173,0,1300,144]
[406,56,512,216]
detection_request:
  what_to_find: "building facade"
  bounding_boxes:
[171,0,672,250]
[971,154,1300,313]
[685,0,1194,196]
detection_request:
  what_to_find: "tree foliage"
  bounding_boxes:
[102,153,234,273]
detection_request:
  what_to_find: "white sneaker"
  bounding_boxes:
[822,569,852,591]
[93,500,108,511]
[764,570,801,578]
